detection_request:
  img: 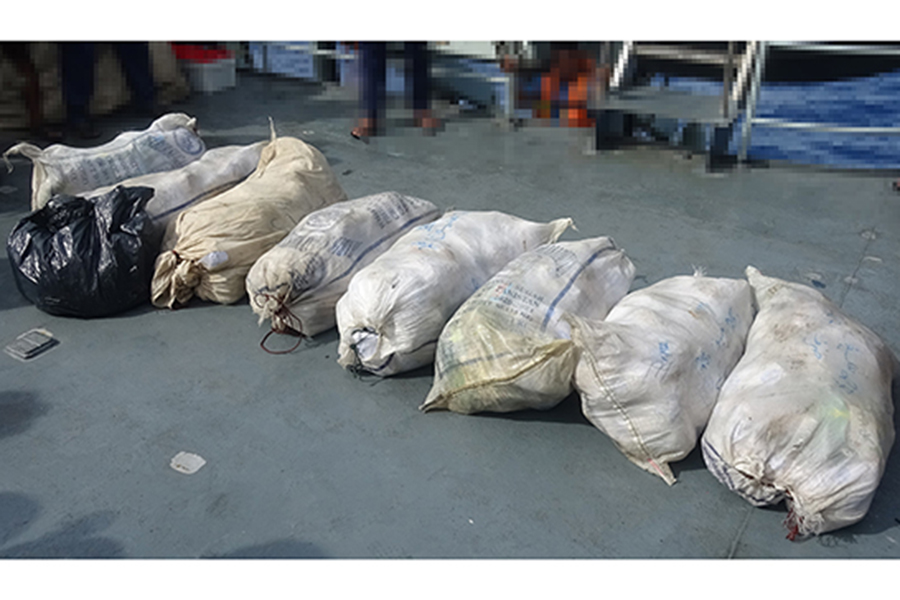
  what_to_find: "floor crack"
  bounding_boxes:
[838,228,876,309]
[726,505,754,559]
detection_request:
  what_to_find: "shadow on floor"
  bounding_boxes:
[0,258,30,312]
[203,538,328,558]
[0,391,47,440]
[0,509,125,558]
[670,442,710,479]
[0,492,40,547]
[473,392,593,427]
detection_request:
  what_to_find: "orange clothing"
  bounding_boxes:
[536,57,595,128]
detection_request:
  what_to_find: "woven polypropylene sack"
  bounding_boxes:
[3,113,205,210]
[247,191,440,338]
[571,272,755,485]
[701,266,895,538]
[6,186,160,318]
[335,211,573,377]
[150,134,346,308]
[421,237,635,415]
[85,141,266,226]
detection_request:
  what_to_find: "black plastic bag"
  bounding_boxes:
[7,186,161,318]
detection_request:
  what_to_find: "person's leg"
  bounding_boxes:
[113,42,156,115]
[2,44,42,133]
[354,42,386,139]
[60,42,100,138]
[405,42,439,132]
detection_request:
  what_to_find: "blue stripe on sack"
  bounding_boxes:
[540,241,617,331]
[322,208,441,288]
[151,174,253,221]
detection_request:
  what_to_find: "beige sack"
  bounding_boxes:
[421,237,635,415]
[151,131,347,308]
[335,211,574,376]
[84,141,266,226]
[702,266,895,537]
[3,113,205,210]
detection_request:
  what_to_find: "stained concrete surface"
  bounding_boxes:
[0,72,898,559]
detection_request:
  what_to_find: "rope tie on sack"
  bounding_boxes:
[784,507,802,541]
[347,342,367,380]
[258,293,306,354]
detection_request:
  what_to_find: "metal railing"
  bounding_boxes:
[738,42,900,162]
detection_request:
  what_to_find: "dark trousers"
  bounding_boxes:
[360,42,430,123]
[60,42,155,125]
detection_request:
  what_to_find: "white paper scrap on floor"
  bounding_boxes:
[335,210,573,377]
[702,266,895,539]
[571,270,755,486]
[421,237,635,415]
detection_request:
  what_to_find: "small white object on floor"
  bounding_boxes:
[170,451,206,474]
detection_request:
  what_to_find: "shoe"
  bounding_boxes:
[351,118,377,143]
[415,110,441,136]
[350,127,370,143]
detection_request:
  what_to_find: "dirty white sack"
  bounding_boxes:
[246,191,441,337]
[3,113,206,210]
[84,141,266,226]
[702,266,895,538]
[335,211,573,376]
[421,237,635,414]
[151,130,346,308]
[571,271,755,485]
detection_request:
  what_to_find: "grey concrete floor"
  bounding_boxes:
[0,72,899,559]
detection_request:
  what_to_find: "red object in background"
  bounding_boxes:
[171,44,232,63]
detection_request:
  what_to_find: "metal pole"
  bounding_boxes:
[738,41,767,162]
[722,41,734,119]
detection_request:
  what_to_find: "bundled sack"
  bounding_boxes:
[247,191,441,338]
[570,271,754,485]
[702,266,895,538]
[3,113,205,211]
[421,237,635,415]
[336,211,573,377]
[151,132,347,308]
[6,186,160,318]
[85,141,266,226]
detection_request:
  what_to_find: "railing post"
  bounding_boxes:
[722,41,734,119]
[738,41,768,162]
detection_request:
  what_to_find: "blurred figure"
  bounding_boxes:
[0,43,61,140]
[351,42,440,141]
[59,42,156,139]
[535,43,599,128]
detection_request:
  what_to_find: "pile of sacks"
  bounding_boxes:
[4,114,347,317]
[3,115,896,541]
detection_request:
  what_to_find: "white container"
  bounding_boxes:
[182,58,236,94]
[266,43,317,80]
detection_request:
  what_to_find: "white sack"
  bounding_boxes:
[151,133,346,308]
[421,237,635,414]
[335,211,573,377]
[84,141,266,226]
[246,191,441,337]
[702,266,895,538]
[3,113,205,211]
[571,272,755,485]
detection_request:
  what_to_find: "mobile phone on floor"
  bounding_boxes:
[4,329,59,361]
